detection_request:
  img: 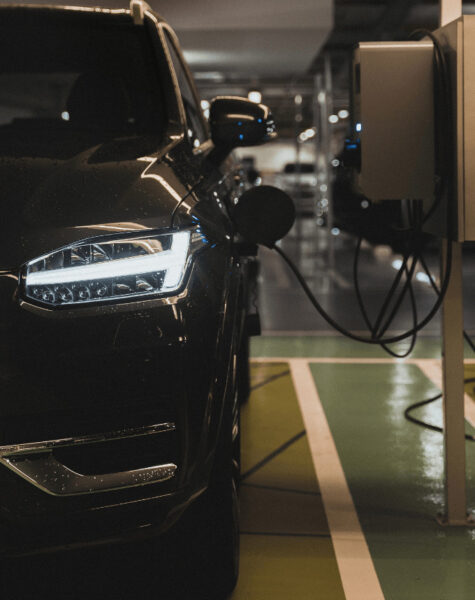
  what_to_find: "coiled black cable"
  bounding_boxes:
[405,378,475,441]
[353,236,417,358]
[273,28,454,349]
[275,240,450,345]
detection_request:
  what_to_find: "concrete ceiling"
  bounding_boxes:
[0,0,333,80]
[160,0,333,79]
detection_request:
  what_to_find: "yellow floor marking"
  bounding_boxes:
[289,359,385,600]
[235,535,346,600]
[244,435,320,494]
[242,363,307,477]
[233,362,345,599]
[249,362,289,391]
[240,485,329,536]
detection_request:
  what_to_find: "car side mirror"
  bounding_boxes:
[233,186,295,248]
[209,96,276,151]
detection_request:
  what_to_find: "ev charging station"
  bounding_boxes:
[350,0,473,525]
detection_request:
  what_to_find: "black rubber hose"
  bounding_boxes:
[274,238,451,345]
[352,237,417,357]
[404,377,475,441]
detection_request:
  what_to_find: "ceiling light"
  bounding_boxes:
[392,259,403,270]
[416,272,431,284]
[248,90,262,104]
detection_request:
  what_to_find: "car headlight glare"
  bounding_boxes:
[23,230,204,308]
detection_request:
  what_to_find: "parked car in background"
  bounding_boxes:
[0,2,276,597]
[276,163,320,218]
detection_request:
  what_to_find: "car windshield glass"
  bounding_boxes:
[0,10,165,159]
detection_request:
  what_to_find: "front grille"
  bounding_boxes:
[53,428,178,475]
[0,396,177,445]
[0,343,184,446]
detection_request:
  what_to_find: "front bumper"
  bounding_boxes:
[0,422,177,496]
[1,482,196,556]
[0,246,241,555]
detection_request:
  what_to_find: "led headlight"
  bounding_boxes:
[22,229,205,308]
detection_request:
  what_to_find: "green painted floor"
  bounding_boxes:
[252,335,475,359]
[241,336,475,600]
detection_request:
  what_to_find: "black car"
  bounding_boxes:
[0,2,278,596]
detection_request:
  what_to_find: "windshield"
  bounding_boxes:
[0,9,165,159]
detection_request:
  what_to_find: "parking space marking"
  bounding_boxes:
[241,430,306,480]
[253,356,475,364]
[289,359,385,600]
[235,362,345,599]
[250,368,291,392]
[252,358,475,429]
[249,350,475,599]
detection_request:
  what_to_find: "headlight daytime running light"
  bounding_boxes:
[22,229,205,308]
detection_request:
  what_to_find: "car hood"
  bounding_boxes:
[0,137,192,270]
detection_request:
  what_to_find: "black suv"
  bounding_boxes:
[0,2,277,596]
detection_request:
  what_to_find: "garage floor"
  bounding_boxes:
[232,336,475,600]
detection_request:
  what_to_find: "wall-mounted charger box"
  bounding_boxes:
[352,40,435,204]
[351,17,475,241]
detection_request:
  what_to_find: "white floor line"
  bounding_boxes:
[289,359,385,600]
[254,356,475,427]
[259,330,441,337]
[253,356,403,364]
[415,359,475,428]
[253,356,475,365]
[254,356,439,364]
